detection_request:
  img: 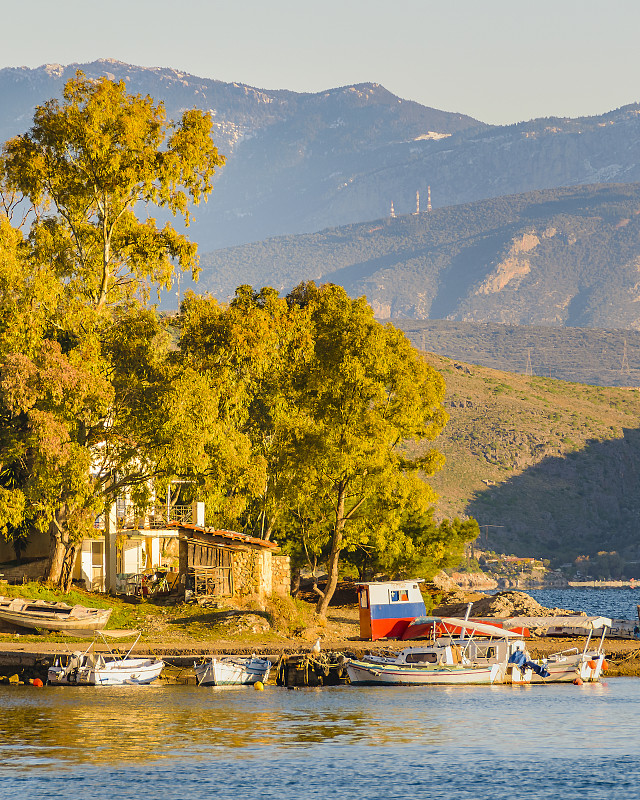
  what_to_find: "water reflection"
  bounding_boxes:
[1,685,423,767]
[0,679,638,778]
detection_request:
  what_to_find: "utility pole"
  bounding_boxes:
[525,349,533,377]
[482,524,504,549]
[621,338,631,377]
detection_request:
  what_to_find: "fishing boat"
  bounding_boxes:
[195,656,271,686]
[345,644,501,685]
[0,596,112,634]
[48,631,163,686]
[345,617,533,686]
[496,615,611,683]
[533,627,609,683]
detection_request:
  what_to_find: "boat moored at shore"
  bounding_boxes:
[195,656,272,686]
[0,597,112,634]
[47,631,163,686]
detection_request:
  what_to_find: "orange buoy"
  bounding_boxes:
[587,660,597,670]
[32,678,43,688]
[573,677,583,685]
[601,660,609,671]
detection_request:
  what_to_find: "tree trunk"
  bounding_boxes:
[46,531,66,586]
[316,480,347,618]
[45,507,70,588]
[61,542,81,592]
[262,511,277,542]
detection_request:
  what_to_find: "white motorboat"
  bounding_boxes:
[345,644,501,685]
[195,656,271,686]
[503,617,610,683]
[48,631,163,686]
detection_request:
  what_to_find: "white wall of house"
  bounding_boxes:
[122,538,143,574]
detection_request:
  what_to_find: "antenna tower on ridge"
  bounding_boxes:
[415,190,420,214]
[427,185,432,212]
[390,201,396,218]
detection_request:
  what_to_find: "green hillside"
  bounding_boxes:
[424,352,640,571]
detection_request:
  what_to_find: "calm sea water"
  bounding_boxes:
[525,587,640,620]
[1,680,638,800]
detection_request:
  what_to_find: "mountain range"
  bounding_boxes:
[4,59,640,253]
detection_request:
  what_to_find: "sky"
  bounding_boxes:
[6,0,640,126]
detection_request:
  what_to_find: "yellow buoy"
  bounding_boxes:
[254,681,264,691]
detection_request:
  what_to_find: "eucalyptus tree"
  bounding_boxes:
[3,71,222,310]
[0,73,226,587]
[284,282,449,616]
[179,281,452,616]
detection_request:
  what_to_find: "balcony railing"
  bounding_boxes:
[94,504,194,531]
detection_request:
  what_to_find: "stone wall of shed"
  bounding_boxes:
[231,549,261,597]
[271,554,291,596]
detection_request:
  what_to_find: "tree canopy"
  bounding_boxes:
[179,281,461,615]
[0,75,475,601]
[3,71,223,310]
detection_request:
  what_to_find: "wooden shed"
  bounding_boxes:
[177,524,289,599]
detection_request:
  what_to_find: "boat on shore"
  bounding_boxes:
[195,656,271,686]
[47,631,163,686]
[0,596,112,634]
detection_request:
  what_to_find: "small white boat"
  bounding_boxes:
[528,647,606,683]
[48,631,163,686]
[195,656,271,686]
[508,617,610,683]
[0,596,112,633]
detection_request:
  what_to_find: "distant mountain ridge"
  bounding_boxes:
[0,59,482,249]
[3,60,640,250]
[198,183,640,329]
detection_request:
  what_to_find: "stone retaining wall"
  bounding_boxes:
[0,559,48,584]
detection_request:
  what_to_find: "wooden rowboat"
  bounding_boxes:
[0,596,112,633]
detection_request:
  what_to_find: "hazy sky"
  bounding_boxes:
[6,0,640,125]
